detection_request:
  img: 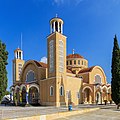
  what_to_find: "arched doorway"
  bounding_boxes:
[102,86,108,103]
[96,92,101,104]
[21,86,26,105]
[82,87,93,104]
[15,87,20,105]
[29,86,39,105]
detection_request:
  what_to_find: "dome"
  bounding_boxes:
[14,48,22,53]
[67,54,84,59]
[50,17,63,25]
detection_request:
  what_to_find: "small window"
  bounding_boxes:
[60,86,64,96]
[79,76,83,79]
[18,64,22,66]
[74,60,76,65]
[67,61,68,65]
[17,52,18,59]
[70,60,72,65]
[19,52,21,59]
[78,60,80,65]
[82,61,83,65]
[84,61,86,66]
[50,86,54,96]
[95,75,101,84]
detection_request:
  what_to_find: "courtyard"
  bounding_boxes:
[0,104,119,120]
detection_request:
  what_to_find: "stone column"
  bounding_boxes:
[100,92,102,104]
[15,52,17,59]
[26,91,29,105]
[26,84,29,105]
[53,21,55,32]
[18,52,20,59]
[21,51,23,60]
[19,90,22,104]
[94,85,96,103]
[50,23,52,33]
[61,23,63,34]
[58,22,59,33]
[89,92,92,104]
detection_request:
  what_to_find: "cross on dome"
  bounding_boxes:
[72,49,75,54]
[56,14,58,18]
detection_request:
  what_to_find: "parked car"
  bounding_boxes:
[1,95,11,106]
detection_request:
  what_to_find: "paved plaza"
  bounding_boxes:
[0,104,119,120]
[55,106,120,120]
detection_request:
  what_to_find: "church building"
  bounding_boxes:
[11,16,111,107]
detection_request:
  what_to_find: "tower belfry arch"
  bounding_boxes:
[50,16,63,34]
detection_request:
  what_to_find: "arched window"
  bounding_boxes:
[95,75,101,84]
[60,86,64,96]
[82,61,84,65]
[55,21,58,31]
[74,60,76,65]
[50,86,54,96]
[26,70,35,82]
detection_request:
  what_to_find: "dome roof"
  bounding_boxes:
[67,54,84,59]
[14,48,22,52]
[50,17,63,24]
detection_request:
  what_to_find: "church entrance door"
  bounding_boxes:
[29,87,39,105]
[22,86,26,105]
[96,92,101,104]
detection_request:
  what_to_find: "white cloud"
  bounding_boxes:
[53,0,64,5]
[53,0,83,6]
[75,0,83,5]
[40,57,47,64]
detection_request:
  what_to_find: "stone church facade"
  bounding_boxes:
[11,16,111,107]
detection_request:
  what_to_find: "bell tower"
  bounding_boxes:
[13,48,25,84]
[47,16,66,78]
[47,16,67,107]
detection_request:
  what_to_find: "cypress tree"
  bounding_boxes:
[0,40,8,101]
[111,35,120,109]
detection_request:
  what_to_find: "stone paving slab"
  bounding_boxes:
[54,105,120,120]
[0,104,117,120]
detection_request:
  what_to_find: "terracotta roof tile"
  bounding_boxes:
[67,54,84,59]
[33,60,47,68]
[67,69,72,73]
[78,66,95,74]
[39,62,47,68]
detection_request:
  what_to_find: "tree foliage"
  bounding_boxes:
[111,35,120,108]
[0,40,8,101]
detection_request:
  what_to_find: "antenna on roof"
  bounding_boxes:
[72,49,75,54]
[20,32,23,50]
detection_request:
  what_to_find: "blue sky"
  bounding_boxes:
[0,0,120,90]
